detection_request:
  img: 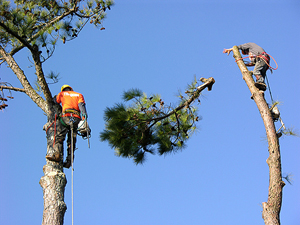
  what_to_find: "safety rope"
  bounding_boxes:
[70,121,74,225]
[265,74,275,103]
[53,114,57,147]
[235,53,278,70]
[45,114,76,225]
[257,53,278,70]
[45,112,89,225]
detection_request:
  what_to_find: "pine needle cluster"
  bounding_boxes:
[100,78,205,164]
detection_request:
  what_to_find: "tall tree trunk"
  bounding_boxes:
[40,104,67,225]
[1,44,68,224]
[232,46,285,225]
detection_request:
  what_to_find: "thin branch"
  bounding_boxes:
[31,45,52,103]
[0,85,25,93]
[0,21,33,51]
[0,4,78,61]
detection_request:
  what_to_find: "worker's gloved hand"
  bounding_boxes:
[81,113,88,119]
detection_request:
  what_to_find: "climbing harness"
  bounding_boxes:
[62,108,81,117]
[257,52,278,71]
[235,52,278,71]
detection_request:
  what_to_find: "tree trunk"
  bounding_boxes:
[232,46,285,225]
[40,104,67,225]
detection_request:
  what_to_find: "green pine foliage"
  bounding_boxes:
[0,0,114,61]
[100,79,203,164]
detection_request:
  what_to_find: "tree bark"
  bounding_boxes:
[232,46,285,225]
[40,104,67,225]
[1,45,67,224]
[0,45,47,112]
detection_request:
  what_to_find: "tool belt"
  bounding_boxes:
[62,108,80,116]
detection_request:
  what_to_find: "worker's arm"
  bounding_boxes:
[245,62,255,67]
[223,48,233,55]
[56,93,62,104]
[78,102,88,119]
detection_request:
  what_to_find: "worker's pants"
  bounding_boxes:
[56,116,81,157]
[253,58,269,82]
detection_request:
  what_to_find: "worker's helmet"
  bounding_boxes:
[61,84,73,92]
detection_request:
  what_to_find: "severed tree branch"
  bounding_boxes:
[145,77,215,131]
[155,77,215,122]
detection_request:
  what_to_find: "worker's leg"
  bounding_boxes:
[64,117,80,168]
[45,117,68,162]
[253,58,268,91]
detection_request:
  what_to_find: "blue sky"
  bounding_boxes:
[1,0,299,224]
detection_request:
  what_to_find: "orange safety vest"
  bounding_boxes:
[56,91,85,118]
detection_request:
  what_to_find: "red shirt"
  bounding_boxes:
[56,91,85,118]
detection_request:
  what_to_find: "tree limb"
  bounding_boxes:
[166,77,215,118]
[0,21,33,51]
[0,4,78,63]
[0,45,46,112]
[0,85,25,93]
[31,45,53,104]
[147,77,215,129]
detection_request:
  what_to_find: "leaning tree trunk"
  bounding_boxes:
[39,103,67,225]
[232,46,285,225]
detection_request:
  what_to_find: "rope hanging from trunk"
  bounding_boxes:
[70,121,75,225]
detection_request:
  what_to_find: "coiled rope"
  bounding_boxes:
[235,53,278,70]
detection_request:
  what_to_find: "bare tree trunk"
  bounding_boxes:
[40,105,67,225]
[232,46,285,225]
[1,45,67,225]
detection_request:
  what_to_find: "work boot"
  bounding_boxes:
[45,152,61,162]
[255,76,267,91]
[255,82,266,91]
[63,154,74,168]
[63,157,71,168]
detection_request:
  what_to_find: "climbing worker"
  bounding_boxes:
[46,84,88,168]
[223,42,270,91]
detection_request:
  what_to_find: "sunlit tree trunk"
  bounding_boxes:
[40,105,67,225]
[0,46,67,225]
[232,46,285,225]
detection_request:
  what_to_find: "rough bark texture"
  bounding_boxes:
[1,44,67,224]
[232,46,285,225]
[40,103,67,225]
[0,45,47,112]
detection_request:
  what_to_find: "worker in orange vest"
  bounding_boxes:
[46,84,88,168]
